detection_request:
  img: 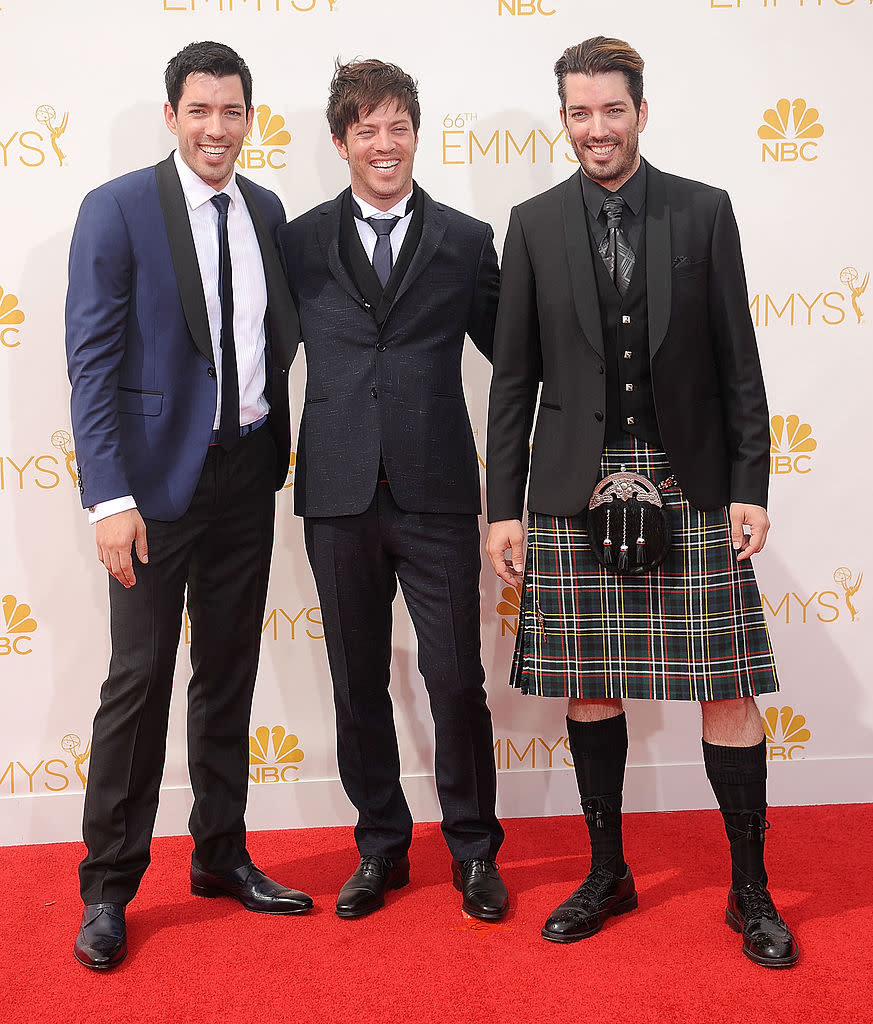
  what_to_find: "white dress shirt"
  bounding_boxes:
[90,151,269,524]
[352,190,414,264]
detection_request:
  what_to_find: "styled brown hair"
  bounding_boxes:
[554,36,644,113]
[326,59,420,140]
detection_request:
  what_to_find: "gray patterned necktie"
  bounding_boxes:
[365,215,400,287]
[599,195,635,296]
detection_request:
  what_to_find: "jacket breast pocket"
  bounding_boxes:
[672,257,709,279]
[117,387,163,417]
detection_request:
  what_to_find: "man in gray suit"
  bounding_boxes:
[277,59,507,922]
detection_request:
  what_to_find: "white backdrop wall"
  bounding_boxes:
[1,0,871,846]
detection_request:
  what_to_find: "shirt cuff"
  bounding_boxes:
[89,496,137,525]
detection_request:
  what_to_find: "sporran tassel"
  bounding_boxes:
[617,507,629,571]
[636,505,647,564]
[602,507,613,565]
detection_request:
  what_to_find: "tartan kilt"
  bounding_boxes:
[510,438,779,701]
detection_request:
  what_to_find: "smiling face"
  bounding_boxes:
[560,70,648,192]
[332,99,418,211]
[164,72,253,190]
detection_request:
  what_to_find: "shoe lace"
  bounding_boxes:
[737,881,778,922]
[360,855,394,875]
[566,866,618,909]
[461,858,499,879]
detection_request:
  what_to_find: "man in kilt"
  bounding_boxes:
[485,36,798,967]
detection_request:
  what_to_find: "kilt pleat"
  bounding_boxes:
[510,439,779,701]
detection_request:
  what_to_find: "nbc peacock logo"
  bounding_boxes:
[762,706,811,761]
[759,98,823,163]
[248,725,304,783]
[1,594,37,656]
[496,584,521,638]
[769,415,817,475]
[238,105,291,171]
[0,286,25,349]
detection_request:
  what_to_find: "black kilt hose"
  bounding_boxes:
[510,438,779,701]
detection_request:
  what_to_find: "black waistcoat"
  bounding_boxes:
[338,186,425,325]
[590,227,662,447]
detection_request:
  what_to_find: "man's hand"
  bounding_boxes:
[96,509,148,588]
[729,503,769,562]
[486,520,526,585]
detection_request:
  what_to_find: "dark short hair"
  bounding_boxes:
[165,41,253,114]
[326,59,420,140]
[554,36,644,114]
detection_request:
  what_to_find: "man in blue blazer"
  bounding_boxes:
[65,41,309,971]
[276,60,507,923]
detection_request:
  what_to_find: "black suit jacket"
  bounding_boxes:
[486,161,770,520]
[277,186,499,517]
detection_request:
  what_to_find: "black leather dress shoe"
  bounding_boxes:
[452,858,509,921]
[190,861,313,914]
[541,865,638,943]
[74,902,127,970]
[726,882,799,967]
[335,855,410,918]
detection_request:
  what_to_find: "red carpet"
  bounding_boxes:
[3,805,870,1024]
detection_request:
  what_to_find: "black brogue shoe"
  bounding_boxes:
[452,858,508,921]
[541,865,638,943]
[335,855,410,918]
[190,861,313,914]
[726,882,799,967]
[74,902,127,970]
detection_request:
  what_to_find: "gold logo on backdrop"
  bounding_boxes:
[840,267,868,324]
[34,104,68,166]
[833,567,862,621]
[0,286,25,348]
[497,0,557,14]
[749,265,871,328]
[762,706,810,761]
[2,594,37,634]
[163,0,336,13]
[248,725,304,782]
[238,104,291,171]
[496,585,521,637]
[758,98,822,162]
[51,429,78,486]
[1,594,37,656]
[60,733,90,788]
[283,446,296,489]
[769,415,816,475]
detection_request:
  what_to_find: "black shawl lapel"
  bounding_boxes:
[644,161,672,359]
[317,189,370,306]
[392,189,446,307]
[562,171,604,359]
[155,154,213,364]
[237,175,299,370]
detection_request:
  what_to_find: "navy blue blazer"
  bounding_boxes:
[276,186,499,518]
[65,153,298,522]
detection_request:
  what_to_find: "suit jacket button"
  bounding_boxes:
[371,387,377,399]
[598,365,604,374]
[376,343,386,352]
[208,367,217,378]
[594,410,604,422]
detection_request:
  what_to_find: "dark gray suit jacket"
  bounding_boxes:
[486,161,770,521]
[277,186,499,517]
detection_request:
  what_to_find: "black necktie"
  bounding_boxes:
[599,195,635,296]
[365,216,400,287]
[210,192,239,449]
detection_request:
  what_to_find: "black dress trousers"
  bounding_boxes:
[304,480,504,862]
[79,427,277,905]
